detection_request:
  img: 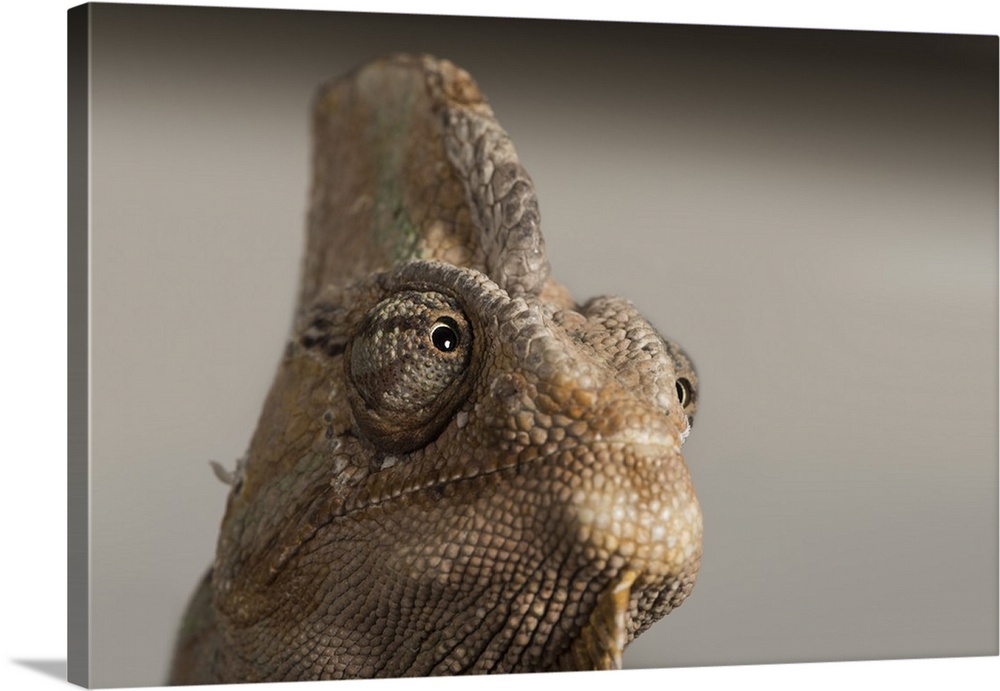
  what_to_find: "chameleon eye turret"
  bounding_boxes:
[347,291,473,454]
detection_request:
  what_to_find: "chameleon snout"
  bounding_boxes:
[476,312,702,582]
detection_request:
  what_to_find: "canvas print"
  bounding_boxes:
[69,3,998,688]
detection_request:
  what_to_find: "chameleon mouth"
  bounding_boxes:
[596,428,681,453]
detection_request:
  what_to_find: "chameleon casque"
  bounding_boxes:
[169,54,702,683]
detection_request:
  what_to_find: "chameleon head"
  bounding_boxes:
[177,55,702,683]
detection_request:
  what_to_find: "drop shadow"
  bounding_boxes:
[12,659,67,682]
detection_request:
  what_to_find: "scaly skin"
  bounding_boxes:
[169,54,701,684]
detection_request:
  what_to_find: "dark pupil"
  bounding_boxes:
[431,320,459,352]
[676,378,691,407]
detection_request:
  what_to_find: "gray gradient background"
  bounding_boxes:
[86,5,998,688]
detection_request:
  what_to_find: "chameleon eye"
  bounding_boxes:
[347,291,473,453]
[660,336,698,424]
[675,377,693,408]
[431,317,460,352]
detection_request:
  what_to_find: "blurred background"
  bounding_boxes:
[86,5,997,687]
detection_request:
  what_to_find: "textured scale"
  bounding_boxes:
[169,54,702,684]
